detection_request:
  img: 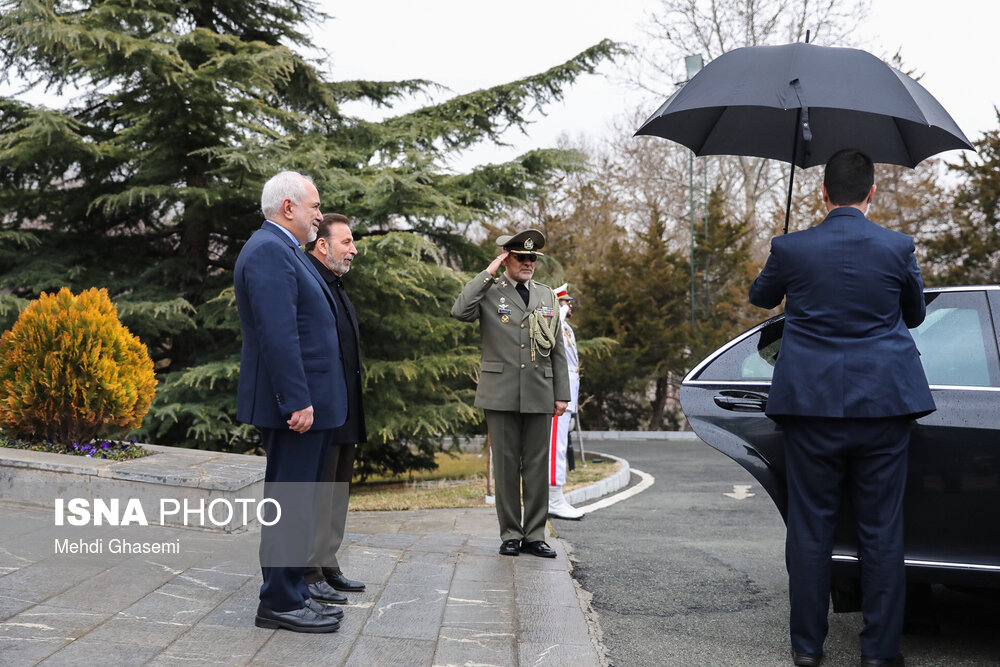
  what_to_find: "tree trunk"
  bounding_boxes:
[648,375,669,430]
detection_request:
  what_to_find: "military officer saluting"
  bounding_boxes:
[452,229,571,558]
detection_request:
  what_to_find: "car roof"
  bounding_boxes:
[925,285,1000,292]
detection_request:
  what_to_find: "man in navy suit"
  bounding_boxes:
[234,171,349,633]
[302,213,367,598]
[749,150,935,667]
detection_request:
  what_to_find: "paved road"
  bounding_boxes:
[555,437,1000,667]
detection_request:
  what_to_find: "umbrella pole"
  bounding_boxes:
[783,108,802,235]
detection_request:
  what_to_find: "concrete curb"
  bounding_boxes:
[0,443,265,490]
[564,451,631,505]
[454,431,696,450]
[0,444,264,533]
[581,430,696,440]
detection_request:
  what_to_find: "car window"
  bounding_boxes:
[740,320,782,379]
[911,291,1000,387]
[693,290,1000,386]
[695,319,782,381]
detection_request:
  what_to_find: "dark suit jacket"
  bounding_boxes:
[306,253,367,445]
[749,206,935,420]
[234,222,349,430]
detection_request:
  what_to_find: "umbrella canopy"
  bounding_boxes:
[635,42,973,169]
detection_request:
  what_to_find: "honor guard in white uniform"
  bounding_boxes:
[548,284,584,520]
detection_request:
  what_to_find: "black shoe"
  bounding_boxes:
[254,603,339,633]
[305,598,343,619]
[327,570,365,592]
[861,655,904,667]
[307,580,348,605]
[792,651,822,667]
[520,540,557,558]
[499,539,521,556]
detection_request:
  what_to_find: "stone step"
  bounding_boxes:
[0,444,264,533]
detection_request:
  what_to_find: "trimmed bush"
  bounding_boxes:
[0,287,156,446]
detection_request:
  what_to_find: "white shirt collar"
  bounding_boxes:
[265,219,300,246]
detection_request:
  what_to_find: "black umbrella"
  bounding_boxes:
[635,42,974,232]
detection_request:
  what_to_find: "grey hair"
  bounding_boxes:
[261,171,314,218]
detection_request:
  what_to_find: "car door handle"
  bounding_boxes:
[713,390,768,412]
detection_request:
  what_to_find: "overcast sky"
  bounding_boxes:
[2,1,994,171]
[310,0,998,170]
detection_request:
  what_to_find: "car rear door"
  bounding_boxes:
[680,315,788,517]
[899,287,1000,576]
[681,287,1000,581]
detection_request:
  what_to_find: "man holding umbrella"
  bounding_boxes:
[635,40,972,667]
[749,149,935,667]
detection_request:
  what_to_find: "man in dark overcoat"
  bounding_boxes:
[301,213,367,602]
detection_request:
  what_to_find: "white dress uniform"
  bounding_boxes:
[548,288,584,520]
[550,314,579,486]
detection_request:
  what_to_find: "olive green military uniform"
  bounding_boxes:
[452,270,571,543]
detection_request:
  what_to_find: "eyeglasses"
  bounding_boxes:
[511,253,537,263]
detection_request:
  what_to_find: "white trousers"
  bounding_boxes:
[549,411,574,487]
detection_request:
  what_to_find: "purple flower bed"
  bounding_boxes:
[0,436,150,461]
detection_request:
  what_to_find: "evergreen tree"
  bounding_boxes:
[922,112,1000,285]
[0,0,619,473]
[691,187,758,360]
[343,232,480,480]
[577,219,691,430]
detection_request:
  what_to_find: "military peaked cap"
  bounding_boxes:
[554,283,573,301]
[496,228,546,256]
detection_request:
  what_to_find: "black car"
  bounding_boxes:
[680,285,1000,611]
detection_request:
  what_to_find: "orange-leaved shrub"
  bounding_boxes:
[0,287,157,446]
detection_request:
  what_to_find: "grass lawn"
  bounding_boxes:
[349,449,620,511]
